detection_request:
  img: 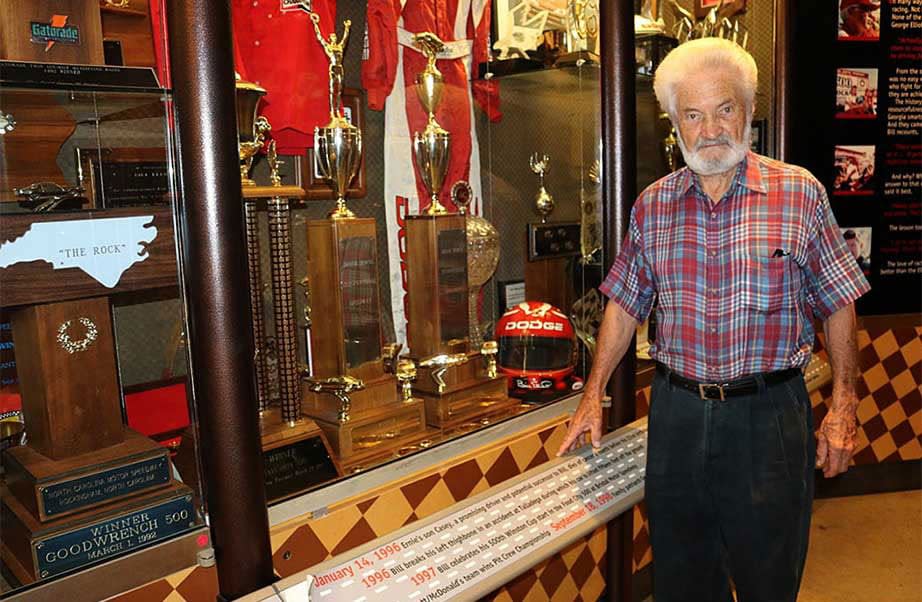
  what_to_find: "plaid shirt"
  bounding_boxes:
[601,152,870,382]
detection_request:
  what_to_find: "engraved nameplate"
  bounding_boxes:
[338,236,381,369]
[40,455,171,518]
[264,438,339,503]
[34,494,195,579]
[436,229,468,342]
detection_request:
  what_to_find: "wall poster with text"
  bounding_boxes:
[791,0,921,316]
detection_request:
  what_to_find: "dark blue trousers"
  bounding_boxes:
[645,369,815,602]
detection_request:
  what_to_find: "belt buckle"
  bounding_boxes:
[698,383,726,401]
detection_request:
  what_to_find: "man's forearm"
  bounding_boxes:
[823,303,859,408]
[582,300,640,399]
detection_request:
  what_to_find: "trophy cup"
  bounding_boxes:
[403,40,519,428]
[234,75,342,502]
[530,153,555,223]
[525,154,580,313]
[311,13,363,220]
[412,33,451,216]
[235,74,270,186]
[466,213,500,347]
[0,212,195,583]
[303,14,432,471]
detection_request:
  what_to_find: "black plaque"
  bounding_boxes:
[0,61,161,91]
[528,222,581,261]
[338,236,381,369]
[40,455,171,518]
[263,437,339,503]
[436,228,469,342]
[92,161,170,207]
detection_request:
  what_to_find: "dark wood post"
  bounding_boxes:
[164,1,275,599]
[774,0,793,161]
[600,0,638,600]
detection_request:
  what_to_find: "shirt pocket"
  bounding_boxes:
[738,255,796,313]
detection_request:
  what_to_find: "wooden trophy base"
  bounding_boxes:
[302,374,402,423]
[310,398,430,459]
[412,350,489,395]
[258,409,341,503]
[339,427,438,476]
[416,375,518,429]
[1,481,195,584]
[2,429,171,523]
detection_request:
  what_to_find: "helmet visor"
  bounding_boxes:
[498,335,574,371]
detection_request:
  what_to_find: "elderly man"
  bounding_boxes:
[838,0,880,39]
[558,38,869,601]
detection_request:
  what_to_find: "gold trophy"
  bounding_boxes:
[530,153,555,223]
[466,214,500,347]
[311,13,363,219]
[235,74,271,186]
[302,16,432,469]
[412,33,451,216]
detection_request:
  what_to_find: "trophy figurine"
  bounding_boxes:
[396,359,418,402]
[481,341,498,379]
[311,13,363,219]
[412,32,451,216]
[235,74,271,186]
[530,153,555,223]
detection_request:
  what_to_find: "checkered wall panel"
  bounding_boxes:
[111,419,609,602]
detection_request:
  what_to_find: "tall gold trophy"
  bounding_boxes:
[231,76,342,503]
[302,15,432,472]
[405,34,518,429]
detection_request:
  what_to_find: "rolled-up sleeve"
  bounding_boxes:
[802,187,871,319]
[599,208,656,322]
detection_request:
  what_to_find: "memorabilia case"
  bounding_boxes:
[0,62,205,595]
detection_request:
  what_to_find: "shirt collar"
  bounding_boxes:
[676,151,768,196]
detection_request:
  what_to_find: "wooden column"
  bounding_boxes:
[774,0,793,161]
[164,0,275,598]
[600,0,638,600]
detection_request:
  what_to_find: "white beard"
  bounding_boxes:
[678,122,752,176]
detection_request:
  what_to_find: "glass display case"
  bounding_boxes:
[0,62,205,595]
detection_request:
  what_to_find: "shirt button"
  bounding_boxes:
[709,250,717,257]
[710,326,717,333]
[710,212,716,219]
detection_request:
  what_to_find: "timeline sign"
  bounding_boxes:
[256,422,647,602]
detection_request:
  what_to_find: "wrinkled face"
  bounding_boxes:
[843,6,871,35]
[673,69,751,176]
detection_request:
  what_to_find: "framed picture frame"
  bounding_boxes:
[302,87,367,200]
[498,280,526,311]
[750,119,767,155]
[695,0,747,19]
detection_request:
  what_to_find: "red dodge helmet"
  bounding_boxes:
[496,301,582,402]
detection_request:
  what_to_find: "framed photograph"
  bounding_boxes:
[695,0,747,19]
[835,68,878,119]
[302,88,367,200]
[749,119,767,155]
[498,280,526,311]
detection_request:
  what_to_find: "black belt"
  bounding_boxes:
[655,363,800,401]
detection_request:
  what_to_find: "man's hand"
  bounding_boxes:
[556,394,604,456]
[816,391,859,478]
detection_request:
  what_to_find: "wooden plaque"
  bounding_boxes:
[0,0,104,65]
[0,207,178,308]
[405,215,470,359]
[10,297,123,459]
[306,218,384,380]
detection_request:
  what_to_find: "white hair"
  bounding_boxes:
[653,38,758,120]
